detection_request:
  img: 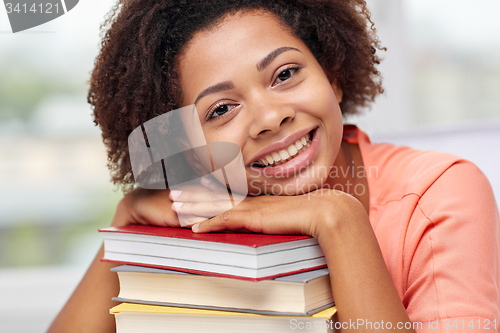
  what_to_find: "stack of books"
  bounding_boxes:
[100,225,336,333]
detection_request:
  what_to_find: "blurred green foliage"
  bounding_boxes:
[0,190,121,267]
[0,64,84,121]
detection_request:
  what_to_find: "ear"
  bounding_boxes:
[331,81,343,104]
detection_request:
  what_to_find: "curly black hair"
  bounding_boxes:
[89,0,385,191]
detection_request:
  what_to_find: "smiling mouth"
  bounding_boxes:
[251,131,313,168]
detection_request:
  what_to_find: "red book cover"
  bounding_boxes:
[99,259,326,282]
[99,225,325,281]
[99,225,313,247]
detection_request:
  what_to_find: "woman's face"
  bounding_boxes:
[178,10,344,196]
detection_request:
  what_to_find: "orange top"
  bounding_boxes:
[345,125,500,332]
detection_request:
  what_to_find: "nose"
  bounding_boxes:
[248,95,295,138]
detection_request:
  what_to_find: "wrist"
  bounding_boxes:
[111,196,131,227]
[314,190,369,244]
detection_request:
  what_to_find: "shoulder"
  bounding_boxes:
[352,124,498,224]
[404,159,500,323]
[417,159,498,229]
[354,131,500,322]
[358,132,471,205]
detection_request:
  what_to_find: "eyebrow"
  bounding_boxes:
[194,46,301,104]
[194,81,235,105]
[257,46,301,72]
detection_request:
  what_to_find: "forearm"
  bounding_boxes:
[47,244,119,333]
[47,198,137,333]
[47,189,179,332]
[318,199,414,332]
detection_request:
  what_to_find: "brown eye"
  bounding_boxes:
[212,105,230,117]
[207,103,236,120]
[278,69,292,80]
[274,67,298,85]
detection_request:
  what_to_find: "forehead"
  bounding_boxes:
[177,10,310,100]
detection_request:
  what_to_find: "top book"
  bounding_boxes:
[100,225,326,281]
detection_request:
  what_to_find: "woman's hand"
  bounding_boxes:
[111,188,179,227]
[111,175,233,228]
[171,186,368,239]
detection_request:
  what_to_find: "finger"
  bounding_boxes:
[191,202,312,235]
[178,215,209,227]
[128,189,180,227]
[172,200,233,217]
[192,211,248,233]
[170,189,231,203]
[192,209,271,234]
[200,176,247,205]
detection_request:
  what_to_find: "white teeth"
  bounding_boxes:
[279,149,290,160]
[256,132,313,167]
[265,155,274,165]
[287,144,298,156]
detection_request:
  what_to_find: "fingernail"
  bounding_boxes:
[192,223,200,232]
[170,190,182,199]
[173,202,183,210]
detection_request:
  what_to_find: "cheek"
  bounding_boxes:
[301,84,343,132]
[203,129,245,148]
[315,84,343,131]
[202,125,248,173]
[296,78,341,117]
[202,111,250,147]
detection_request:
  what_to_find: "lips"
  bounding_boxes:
[252,133,312,167]
[249,127,320,178]
[249,127,316,167]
